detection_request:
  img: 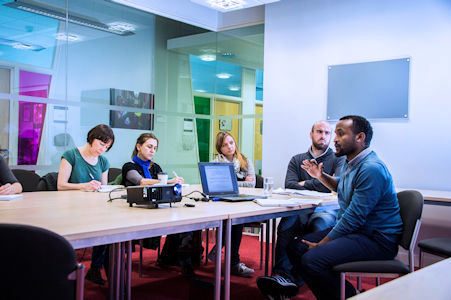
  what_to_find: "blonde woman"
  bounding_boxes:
[212,131,255,188]
[209,131,255,277]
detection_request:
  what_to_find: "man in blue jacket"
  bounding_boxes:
[265,121,344,292]
[257,115,403,300]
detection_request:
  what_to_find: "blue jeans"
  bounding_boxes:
[288,228,399,300]
[91,245,108,272]
[273,209,338,280]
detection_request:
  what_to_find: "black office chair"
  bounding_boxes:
[255,174,264,188]
[11,169,40,192]
[108,167,122,183]
[418,237,451,268]
[0,223,84,300]
[332,190,424,300]
[36,172,59,191]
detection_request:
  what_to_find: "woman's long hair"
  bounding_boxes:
[215,131,248,169]
[132,133,159,159]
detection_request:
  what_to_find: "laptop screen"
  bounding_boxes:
[198,162,239,196]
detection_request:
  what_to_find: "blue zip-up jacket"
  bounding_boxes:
[328,151,403,244]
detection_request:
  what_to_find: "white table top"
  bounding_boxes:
[397,188,451,203]
[350,258,451,300]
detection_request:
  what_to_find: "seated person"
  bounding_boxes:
[263,121,344,287]
[57,124,114,285]
[121,133,183,186]
[258,115,403,300]
[0,155,23,195]
[122,133,197,276]
[208,131,255,277]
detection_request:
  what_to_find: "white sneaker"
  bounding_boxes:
[231,262,254,277]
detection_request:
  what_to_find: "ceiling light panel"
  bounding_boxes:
[191,0,280,12]
[4,0,135,36]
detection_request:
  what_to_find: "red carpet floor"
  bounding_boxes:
[79,233,387,299]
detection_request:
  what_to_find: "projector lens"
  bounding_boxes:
[173,184,182,196]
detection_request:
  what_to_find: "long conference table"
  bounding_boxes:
[2,186,449,300]
[0,185,320,300]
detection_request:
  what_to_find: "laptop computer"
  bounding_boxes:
[198,162,266,202]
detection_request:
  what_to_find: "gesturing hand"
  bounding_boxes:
[301,159,323,179]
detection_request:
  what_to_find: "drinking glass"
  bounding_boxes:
[263,177,274,197]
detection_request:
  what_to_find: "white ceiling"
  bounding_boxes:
[110,0,274,31]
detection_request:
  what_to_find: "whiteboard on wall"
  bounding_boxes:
[326,58,410,120]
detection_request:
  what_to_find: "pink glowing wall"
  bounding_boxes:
[18,70,51,165]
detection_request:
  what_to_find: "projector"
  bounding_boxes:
[126,183,182,208]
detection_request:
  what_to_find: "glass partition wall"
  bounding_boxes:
[0,0,264,183]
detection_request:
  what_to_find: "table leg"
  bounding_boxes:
[115,243,121,300]
[272,218,277,271]
[224,219,232,300]
[205,228,210,265]
[109,244,116,300]
[126,241,132,300]
[214,223,223,300]
[265,220,270,276]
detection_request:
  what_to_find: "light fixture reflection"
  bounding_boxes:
[200,54,216,61]
[107,21,136,32]
[216,73,231,79]
[54,32,81,42]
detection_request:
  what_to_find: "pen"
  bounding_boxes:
[89,173,95,180]
[172,171,179,178]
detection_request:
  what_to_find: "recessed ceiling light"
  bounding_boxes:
[0,38,44,51]
[54,33,81,42]
[12,42,34,50]
[5,1,134,36]
[217,73,232,79]
[222,52,235,58]
[229,86,240,91]
[208,0,246,10]
[200,54,216,61]
[107,21,136,33]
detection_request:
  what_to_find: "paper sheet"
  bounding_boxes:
[0,194,23,201]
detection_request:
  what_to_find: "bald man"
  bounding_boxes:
[257,121,344,298]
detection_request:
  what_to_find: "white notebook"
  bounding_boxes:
[82,185,124,193]
[274,188,332,198]
[254,197,323,207]
[0,194,23,201]
[254,198,299,207]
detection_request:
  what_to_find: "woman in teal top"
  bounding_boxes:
[57,124,114,191]
[57,124,115,286]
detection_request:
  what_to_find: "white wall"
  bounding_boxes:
[263,0,451,191]
[263,0,451,266]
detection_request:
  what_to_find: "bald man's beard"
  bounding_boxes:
[312,141,329,152]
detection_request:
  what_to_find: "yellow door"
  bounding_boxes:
[214,100,240,155]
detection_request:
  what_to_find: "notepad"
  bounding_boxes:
[0,194,23,201]
[274,188,332,198]
[254,198,299,207]
[290,189,333,197]
[82,185,124,192]
[254,197,323,207]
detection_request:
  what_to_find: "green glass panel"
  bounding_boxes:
[194,96,210,162]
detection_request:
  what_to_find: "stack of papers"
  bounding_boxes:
[273,188,332,198]
[0,194,23,201]
[254,197,323,207]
